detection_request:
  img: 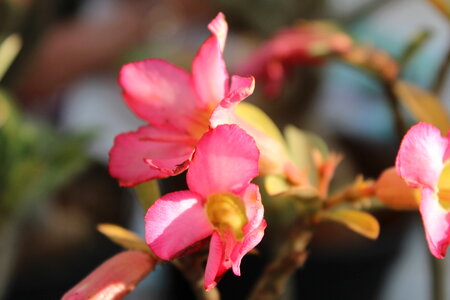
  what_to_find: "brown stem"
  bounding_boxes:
[430,255,445,300]
[433,46,450,95]
[248,219,313,300]
[382,81,407,140]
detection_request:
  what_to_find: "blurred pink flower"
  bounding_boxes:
[396,122,450,258]
[62,251,155,300]
[238,22,352,98]
[145,125,266,290]
[109,13,255,186]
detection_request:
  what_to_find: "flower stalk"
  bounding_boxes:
[433,46,450,95]
[431,255,445,300]
[248,218,313,300]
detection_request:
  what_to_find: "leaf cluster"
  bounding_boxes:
[0,89,91,219]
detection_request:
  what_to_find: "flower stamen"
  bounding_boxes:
[437,163,450,209]
[205,193,248,240]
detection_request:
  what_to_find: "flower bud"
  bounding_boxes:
[62,251,155,300]
[375,167,419,210]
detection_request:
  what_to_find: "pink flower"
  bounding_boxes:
[237,22,352,98]
[109,13,255,186]
[396,122,450,259]
[144,124,266,290]
[62,251,155,300]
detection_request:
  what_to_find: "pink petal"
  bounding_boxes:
[238,118,290,176]
[420,188,450,259]
[231,219,266,276]
[62,251,155,300]
[204,232,228,290]
[205,185,266,279]
[192,16,229,109]
[396,122,448,189]
[210,76,255,127]
[109,125,196,187]
[119,58,200,130]
[240,184,264,233]
[223,185,266,276]
[221,229,239,270]
[228,75,255,96]
[145,191,213,260]
[227,184,265,276]
[187,124,259,198]
[208,12,228,51]
[210,79,289,176]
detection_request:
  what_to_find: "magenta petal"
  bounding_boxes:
[396,122,448,189]
[109,125,195,186]
[210,76,255,127]
[119,58,199,130]
[204,232,228,290]
[187,124,259,197]
[192,18,229,109]
[420,188,450,259]
[145,191,213,260]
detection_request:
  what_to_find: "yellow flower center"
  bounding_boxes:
[205,193,248,240]
[437,162,450,209]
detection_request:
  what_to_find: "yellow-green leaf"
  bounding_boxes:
[394,80,450,135]
[284,125,328,185]
[134,180,160,211]
[264,174,318,198]
[0,34,22,82]
[97,223,152,254]
[0,89,12,128]
[322,209,380,240]
[264,174,291,196]
[235,102,285,145]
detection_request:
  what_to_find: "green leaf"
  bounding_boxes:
[2,126,91,213]
[264,174,318,198]
[399,29,432,67]
[264,175,291,196]
[0,86,92,218]
[394,80,450,135]
[284,125,328,185]
[0,92,91,215]
[0,91,12,129]
[321,209,380,240]
[134,180,161,211]
[0,89,22,203]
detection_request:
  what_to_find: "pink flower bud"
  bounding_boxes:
[62,251,155,300]
[375,167,418,210]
